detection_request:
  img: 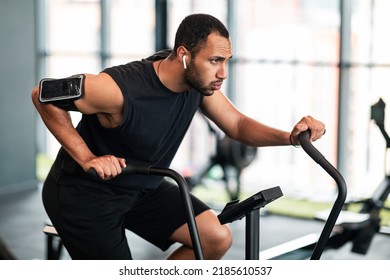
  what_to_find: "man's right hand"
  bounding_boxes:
[84,155,126,180]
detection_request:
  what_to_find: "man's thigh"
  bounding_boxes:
[46,181,140,259]
[124,179,210,251]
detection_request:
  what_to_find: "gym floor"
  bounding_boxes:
[1,186,390,260]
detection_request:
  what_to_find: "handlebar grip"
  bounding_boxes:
[298,130,325,164]
[87,165,152,178]
[87,168,99,177]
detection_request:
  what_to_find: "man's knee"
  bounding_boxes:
[202,224,232,259]
[172,210,233,259]
[214,224,233,249]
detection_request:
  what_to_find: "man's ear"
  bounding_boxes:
[177,46,190,66]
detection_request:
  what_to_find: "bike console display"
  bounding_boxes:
[218,186,283,225]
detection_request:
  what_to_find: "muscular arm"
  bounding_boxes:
[31,73,126,179]
[201,91,325,147]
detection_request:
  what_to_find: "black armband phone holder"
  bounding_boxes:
[38,74,85,111]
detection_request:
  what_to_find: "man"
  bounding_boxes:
[32,14,325,260]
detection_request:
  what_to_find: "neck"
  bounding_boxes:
[154,58,190,93]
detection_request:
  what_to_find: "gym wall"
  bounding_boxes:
[0,0,37,195]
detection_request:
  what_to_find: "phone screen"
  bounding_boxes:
[39,76,83,102]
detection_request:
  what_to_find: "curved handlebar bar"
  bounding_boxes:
[299,130,347,260]
[88,166,204,260]
[88,165,151,177]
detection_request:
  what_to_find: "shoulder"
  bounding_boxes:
[102,60,154,91]
[102,60,150,79]
[74,73,124,115]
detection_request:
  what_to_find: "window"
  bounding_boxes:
[230,0,340,195]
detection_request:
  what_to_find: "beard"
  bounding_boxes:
[184,63,215,96]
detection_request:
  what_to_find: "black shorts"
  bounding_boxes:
[125,179,210,251]
[42,173,210,259]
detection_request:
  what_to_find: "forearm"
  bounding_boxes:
[32,87,94,169]
[234,115,326,147]
[234,116,291,147]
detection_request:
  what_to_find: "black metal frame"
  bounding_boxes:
[128,166,204,260]
[299,131,348,259]
[217,186,283,260]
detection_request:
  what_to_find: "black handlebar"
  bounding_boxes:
[88,165,204,260]
[299,130,347,260]
[88,165,152,177]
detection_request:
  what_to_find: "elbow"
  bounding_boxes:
[227,116,246,142]
[31,85,40,107]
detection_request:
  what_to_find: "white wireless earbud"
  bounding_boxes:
[183,55,187,69]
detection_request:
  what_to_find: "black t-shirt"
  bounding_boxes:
[50,55,203,190]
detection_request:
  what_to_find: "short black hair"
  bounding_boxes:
[173,14,229,57]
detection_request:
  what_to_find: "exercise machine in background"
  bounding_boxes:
[185,114,258,201]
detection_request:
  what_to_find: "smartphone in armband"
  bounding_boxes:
[38,74,85,103]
